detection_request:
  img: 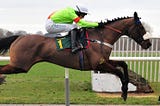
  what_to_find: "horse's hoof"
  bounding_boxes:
[121,93,127,101]
[0,75,6,85]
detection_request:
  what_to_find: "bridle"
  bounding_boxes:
[105,24,145,44]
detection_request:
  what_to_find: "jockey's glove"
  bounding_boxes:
[97,22,105,28]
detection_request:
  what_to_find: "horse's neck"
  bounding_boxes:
[107,24,124,44]
[104,19,132,44]
[87,28,116,42]
[87,18,132,45]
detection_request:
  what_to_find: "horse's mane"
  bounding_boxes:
[104,16,132,25]
[103,16,152,33]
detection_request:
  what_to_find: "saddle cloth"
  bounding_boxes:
[44,29,90,51]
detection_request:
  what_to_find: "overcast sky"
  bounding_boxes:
[0,0,159,36]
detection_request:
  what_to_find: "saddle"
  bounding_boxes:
[45,29,90,51]
[45,29,89,69]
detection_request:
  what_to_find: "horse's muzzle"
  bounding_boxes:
[141,39,152,49]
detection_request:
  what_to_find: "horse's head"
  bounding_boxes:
[125,12,152,49]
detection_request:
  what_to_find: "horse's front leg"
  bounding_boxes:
[108,60,129,101]
[95,60,129,101]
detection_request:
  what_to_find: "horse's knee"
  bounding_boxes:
[119,61,128,70]
[118,61,129,79]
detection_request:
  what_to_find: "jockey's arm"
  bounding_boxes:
[76,19,98,28]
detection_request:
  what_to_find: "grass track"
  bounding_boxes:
[0,61,159,105]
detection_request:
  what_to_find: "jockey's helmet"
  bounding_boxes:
[74,5,89,15]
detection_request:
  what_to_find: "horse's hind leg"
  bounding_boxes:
[0,64,27,74]
[96,61,128,101]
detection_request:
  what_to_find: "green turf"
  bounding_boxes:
[0,61,159,105]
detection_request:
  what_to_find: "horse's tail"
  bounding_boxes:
[0,35,20,55]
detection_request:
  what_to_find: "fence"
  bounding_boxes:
[110,36,160,82]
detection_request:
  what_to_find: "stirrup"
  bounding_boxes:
[71,47,82,53]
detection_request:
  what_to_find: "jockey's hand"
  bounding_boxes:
[97,22,105,28]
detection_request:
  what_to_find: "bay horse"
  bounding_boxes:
[0,12,151,101]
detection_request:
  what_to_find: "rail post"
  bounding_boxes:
[65,68,70,106]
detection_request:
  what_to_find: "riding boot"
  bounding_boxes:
[71,29,81,53]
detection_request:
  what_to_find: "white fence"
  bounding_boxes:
[110,36,160,82]
[0,56,10,61]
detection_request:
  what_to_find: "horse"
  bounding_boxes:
[0,12,151,101]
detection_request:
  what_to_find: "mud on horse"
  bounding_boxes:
[0,12,151,101]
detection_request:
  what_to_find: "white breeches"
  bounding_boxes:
[45,19,77,33]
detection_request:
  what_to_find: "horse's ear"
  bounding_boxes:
[134,12,141,24]
[134,12,138,19]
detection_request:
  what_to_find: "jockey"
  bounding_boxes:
[45,5,105,53]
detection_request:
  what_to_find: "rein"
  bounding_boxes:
[87,25,123,49]
[90,26,122,49]
[105,26,122,34]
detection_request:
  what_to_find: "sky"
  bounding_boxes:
[0,0,160,36]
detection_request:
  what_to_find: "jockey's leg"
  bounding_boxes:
[45,19,77,33]
[71,29,81,53]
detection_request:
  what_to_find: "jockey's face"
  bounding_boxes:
[79,14,85,19]
[80,13,87,19]
[76,11,87,19]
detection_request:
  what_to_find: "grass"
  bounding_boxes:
[0,61,160,105]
